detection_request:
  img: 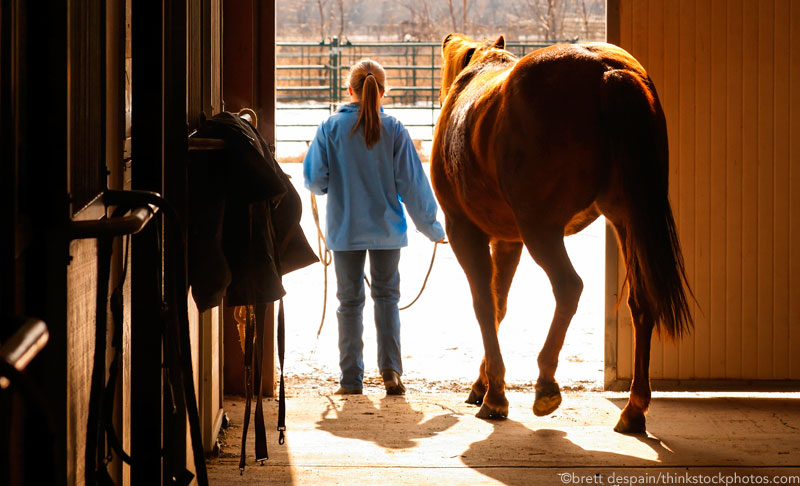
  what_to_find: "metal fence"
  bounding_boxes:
[276,38,563,144]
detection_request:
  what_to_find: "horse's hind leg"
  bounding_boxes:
[447,217,509,419]
[467,240,523,406]
[615,296,654,433]
[604,216,655,434]
[517,224,583,417]
[608,223,655,434]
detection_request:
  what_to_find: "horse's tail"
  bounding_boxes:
[602,68,693,339]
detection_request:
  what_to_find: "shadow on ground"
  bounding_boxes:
[460,419,669,486]
[460,395,800,486]
[315,394,459,449]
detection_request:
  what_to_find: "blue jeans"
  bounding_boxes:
[333,249,402,390]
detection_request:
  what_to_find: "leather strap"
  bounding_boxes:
[84,191,209,486]
[277,298,286,444]
[254,302,268,460]
[101,235,133,466]
[238,198,290,473]
[238,304,254,473]
[267,201,288,445]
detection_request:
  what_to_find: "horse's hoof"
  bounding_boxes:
[533,382,562,417]
[465,389,483,405]
[613,413,646,434]
[475,402,508,420]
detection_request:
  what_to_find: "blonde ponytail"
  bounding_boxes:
[348,59,386,149]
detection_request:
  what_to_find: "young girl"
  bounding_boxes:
[303,59,446,395]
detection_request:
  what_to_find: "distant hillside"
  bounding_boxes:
[277,0,606,43]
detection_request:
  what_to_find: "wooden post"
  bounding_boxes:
[222,0,278,398]
[130,1,165,482]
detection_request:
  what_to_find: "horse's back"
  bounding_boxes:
[501,43,649,121]
[435,41,657,237]
[515,42,647,79]
[490,44,636,227]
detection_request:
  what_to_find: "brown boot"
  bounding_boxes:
[381,370,406,395]
[333,386,362,395]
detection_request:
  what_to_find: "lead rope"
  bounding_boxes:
[309,193,441,337]
[398,241,440,311]
[310,193,332,339]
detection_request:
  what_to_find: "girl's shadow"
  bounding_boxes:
[316,395,459,450]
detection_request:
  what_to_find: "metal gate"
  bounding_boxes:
[275,38,564,144]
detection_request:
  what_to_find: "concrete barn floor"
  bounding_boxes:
[205,163,799,484]
[207,390,800,485]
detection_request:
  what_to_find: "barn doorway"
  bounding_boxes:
[271,0,609,399]
[280,166,607,396]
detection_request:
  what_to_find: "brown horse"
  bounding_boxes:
[431,34,693,433]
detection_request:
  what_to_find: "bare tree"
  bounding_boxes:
[446,0,459,32]
[273,0,607,43]
[401,0,437,40]
[576,0,590,39]
[316,0,329,40]
[519,0,570,41]
[443,0,472,32]
[333,0,348,39]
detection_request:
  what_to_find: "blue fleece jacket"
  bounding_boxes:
[303,103,445,251]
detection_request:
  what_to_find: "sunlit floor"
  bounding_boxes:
[205,164,800,484]
[207,391,800,485]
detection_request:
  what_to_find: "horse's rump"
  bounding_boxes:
[435,37,692,335]
[438,43,616,235]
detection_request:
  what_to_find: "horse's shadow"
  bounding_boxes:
[462,396,767,486]
[461,419,672,486]
[315,395,459,450]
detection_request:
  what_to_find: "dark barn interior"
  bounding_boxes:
[1,1,281,484]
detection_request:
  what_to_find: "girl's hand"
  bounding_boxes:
[437,238,448,244]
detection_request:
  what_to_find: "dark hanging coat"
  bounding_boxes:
[188,111,318,311]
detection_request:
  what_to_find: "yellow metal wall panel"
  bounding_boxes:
[724,0,744,380]
[739,0,760,380]
[607,0,800,386]
[709,0,728,379]
[757,0,776,379]
[773,0,791,379]
[790,0,800,380]
[677,0,697,379]
[660,0,682,381]
[694,0,712,379]
[631,0,647,61]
